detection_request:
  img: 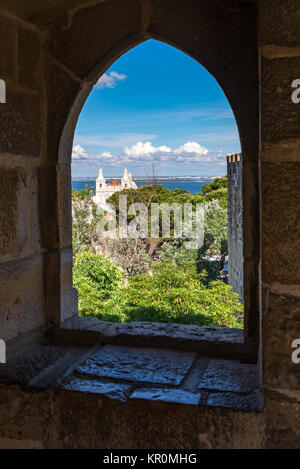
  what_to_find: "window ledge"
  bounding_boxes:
[0,342,263,413]
[53,316,245,360]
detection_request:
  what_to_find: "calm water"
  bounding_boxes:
[72,179,208,195]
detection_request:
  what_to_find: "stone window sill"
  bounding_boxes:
[0,318,263,413]
[53,316,245,360]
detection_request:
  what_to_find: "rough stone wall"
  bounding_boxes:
[0,0,299,449]
[259,0,300,447]
[0,15,46,343]
[0,4,78,343]
[227,154,243,300]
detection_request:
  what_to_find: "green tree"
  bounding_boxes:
[72,186,101,255]
[197,199,228,279]
[73,250,124,320]
[202,176,227,195]
[73,251,243,328]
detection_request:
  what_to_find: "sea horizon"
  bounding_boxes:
[71,177,221,195]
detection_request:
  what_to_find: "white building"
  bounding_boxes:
[93,168,137,211]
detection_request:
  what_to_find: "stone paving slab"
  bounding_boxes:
[198,359,260,394]
[63,377,132,402]
[75,345,196,385]
[130,387,201,406]
[204,391,263,412]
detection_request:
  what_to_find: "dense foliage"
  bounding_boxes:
[73,250,243,328]
[71,175,243,328]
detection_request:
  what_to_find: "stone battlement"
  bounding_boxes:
[227,153,242,163]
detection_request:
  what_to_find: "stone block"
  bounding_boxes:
[263,291,300,389]
[261,162,300,284]
[149,0,259,159]
[0,438,43,449]
[0,168,27,258]
[36,165,59,249]
[50,0,142,78]
[0,15,16,81]
[0,254,46,341]
[45,247,77,324]
[0,86,41,156]
[0,384,52,444]
[57,164,72,247]
[198,359,260,394]
[76,345,196,385]
[261,57,300,144]
[205,391,263,412]
[130,387,200,406]
[46,63,80,163]
[63,377,132,402]
[261,139,300,163]
[18,27,41,90]
[260,0,300,48]
[28,169,41,253]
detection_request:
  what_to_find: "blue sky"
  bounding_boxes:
[72,39,241,177]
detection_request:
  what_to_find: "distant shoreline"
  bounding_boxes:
[72,176,217,182]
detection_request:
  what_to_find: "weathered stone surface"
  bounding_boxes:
[259,0,300,48]
[29,346,93,389]
[265,389,300,449]
[205,391,241,410]
[0,377,265,449]
[205,391,263,413]
[261,139,300,163]
[63,377,132,402]
[263,291,300,389]
[37,165,59,249]
[106,322,244,344]
[261,162,300,284]
[18,28,41,90]
[0,438,43,449]
[50,0,142,79]
[0,15,16,81]
[0,168,27,258]
[57,164,72,247]
[45,247,77,324]
[76,345,196,385]
[0,254,46,341]
[0,0,299,450]
[149,0,259,161]
[130,387,200,406]
[261,57,300,144]
[0,384,53,445]
[0,87,41,156]
[227,155,243,300]
[28,169,41,253]
[0,345,64,383]
[57,317,244,358]
[198,359,260,394]
[46,63,80,163]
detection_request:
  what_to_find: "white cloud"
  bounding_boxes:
[72,140,227,169]
[174,141,209,156]
[100,151,113,159]
[95,71,127,89]
[72,144,89,160]
[124,141,172,159]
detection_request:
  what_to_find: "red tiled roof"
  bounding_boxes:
[110,180,120,186]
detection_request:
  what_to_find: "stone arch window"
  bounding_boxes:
[56,2,259,363]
